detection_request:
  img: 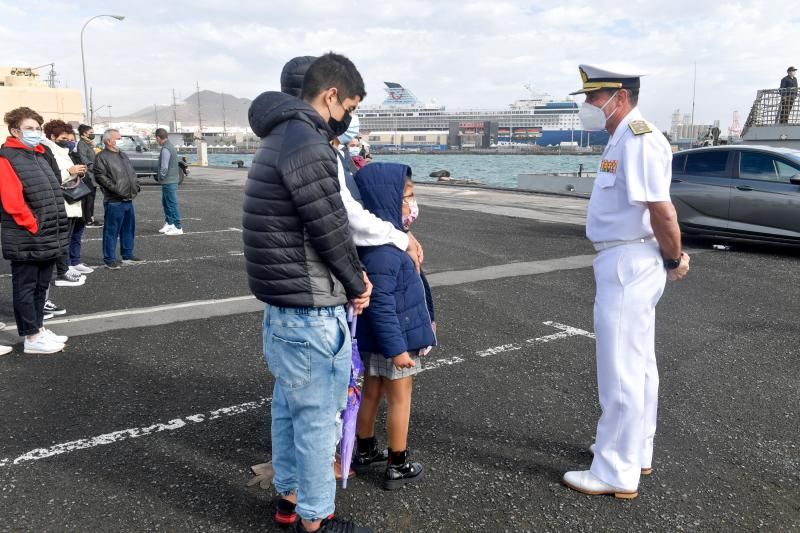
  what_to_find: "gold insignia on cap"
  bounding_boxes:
[580,66,589,83]
[629,120,653,135]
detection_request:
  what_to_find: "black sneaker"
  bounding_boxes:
[295,517,372,533]
[43,300,67,316]
[122,256,144,264]
[274,498,298,527]
[383,450,423,491]
[105,260,122,270]
[353,437,388,475]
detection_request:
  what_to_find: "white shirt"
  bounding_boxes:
[586,107,673,243]
[336,154,409,250]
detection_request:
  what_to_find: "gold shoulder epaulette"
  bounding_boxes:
[629,120,653,135]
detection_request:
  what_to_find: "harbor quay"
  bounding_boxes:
[0,168,797,532]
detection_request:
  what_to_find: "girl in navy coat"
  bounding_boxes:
[352,162,436,490]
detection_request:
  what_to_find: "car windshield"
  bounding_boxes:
[116,137,136,151]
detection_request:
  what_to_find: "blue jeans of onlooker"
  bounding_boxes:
[263,303,350,521]
[68,218,86,266]
[161,183,181,229]
[103,201,136,264]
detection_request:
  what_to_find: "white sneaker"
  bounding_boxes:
[563,470,638,499]
[72,263,94,274]
[165,227,184,236]
[0,344,12,356]
[24,335,65,355]
[55,269,86,287]
[158,223,174,233]
[40,327,68,344]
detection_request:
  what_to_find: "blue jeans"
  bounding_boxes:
[263,304,350,521]
[161,183,181,229]
[68,218,85,266]
[103,201,136,264]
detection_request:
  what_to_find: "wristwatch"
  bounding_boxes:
[663,254,682,270]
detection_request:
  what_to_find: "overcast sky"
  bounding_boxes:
[3,0,797,130]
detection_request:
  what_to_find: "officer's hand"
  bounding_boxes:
[393,352,416,370]
[668,252,690,282]
[406,233,424,273]
[350,271,372,315]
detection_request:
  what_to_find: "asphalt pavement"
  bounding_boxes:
[0,168,798,532]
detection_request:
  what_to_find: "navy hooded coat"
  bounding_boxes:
[353,163,436,358]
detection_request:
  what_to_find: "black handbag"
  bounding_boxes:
[61,175,92,203]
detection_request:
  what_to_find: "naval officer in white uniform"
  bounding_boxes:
[562,65,690,499]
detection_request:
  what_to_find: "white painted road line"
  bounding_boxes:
[82,228,242,242]
[0,321,593,469]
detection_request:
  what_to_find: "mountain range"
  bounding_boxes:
[114,90,253,127]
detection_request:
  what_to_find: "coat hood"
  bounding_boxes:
[280,56,317,98]
[248,91,331,139]
[354,162,411,232]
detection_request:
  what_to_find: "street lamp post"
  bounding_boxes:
[81,14,125,124]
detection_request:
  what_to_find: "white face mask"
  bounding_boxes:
[578,91,619,130]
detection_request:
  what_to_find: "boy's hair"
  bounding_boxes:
[155,128,169,140]
[301,52,366,102]
[4,106,44,133]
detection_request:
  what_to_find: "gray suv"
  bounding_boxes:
[671,145,800,244]
[114,135,186,185]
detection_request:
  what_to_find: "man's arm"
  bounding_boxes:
[648,201,689,281]
[159,147,170,181]
[279,145,366,299]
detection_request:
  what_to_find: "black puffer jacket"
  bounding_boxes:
[243,91,365,308]
[0,144,69,261]
[94,149,140,202]
[280,56,317,98]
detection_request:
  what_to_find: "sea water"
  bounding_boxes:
[203,153,602,189]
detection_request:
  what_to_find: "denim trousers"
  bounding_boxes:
[161,183,181,228]
[103,201,136,264]
[263,303,350,521]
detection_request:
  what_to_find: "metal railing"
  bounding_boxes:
[744,88,800,128]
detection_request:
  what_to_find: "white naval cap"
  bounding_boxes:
[570,64,646,95]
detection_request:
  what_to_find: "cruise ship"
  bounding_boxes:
[358,82,609,150]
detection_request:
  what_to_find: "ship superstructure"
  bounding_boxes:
[358,82,608,150]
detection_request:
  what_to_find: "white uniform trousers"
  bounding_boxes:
[590,240,666,491]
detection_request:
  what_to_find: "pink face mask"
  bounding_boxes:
[403,197,419,228]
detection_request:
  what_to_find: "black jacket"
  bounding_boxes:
[0,144,69,261]
[780,75,798,90]
[94,149,140,202]
[243,91,365,308]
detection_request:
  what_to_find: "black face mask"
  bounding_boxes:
[87,133,95,140]
[55,140,70,148]
[327,96,352,137]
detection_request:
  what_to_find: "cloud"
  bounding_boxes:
[1,0,796,131]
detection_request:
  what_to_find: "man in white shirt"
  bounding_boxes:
[562,65,690,499]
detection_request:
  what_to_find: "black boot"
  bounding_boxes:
[353,436,388,475]
[383,448,423,490]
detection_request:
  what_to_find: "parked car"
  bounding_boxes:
[671,145,800,244]
[97,134,185,185]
